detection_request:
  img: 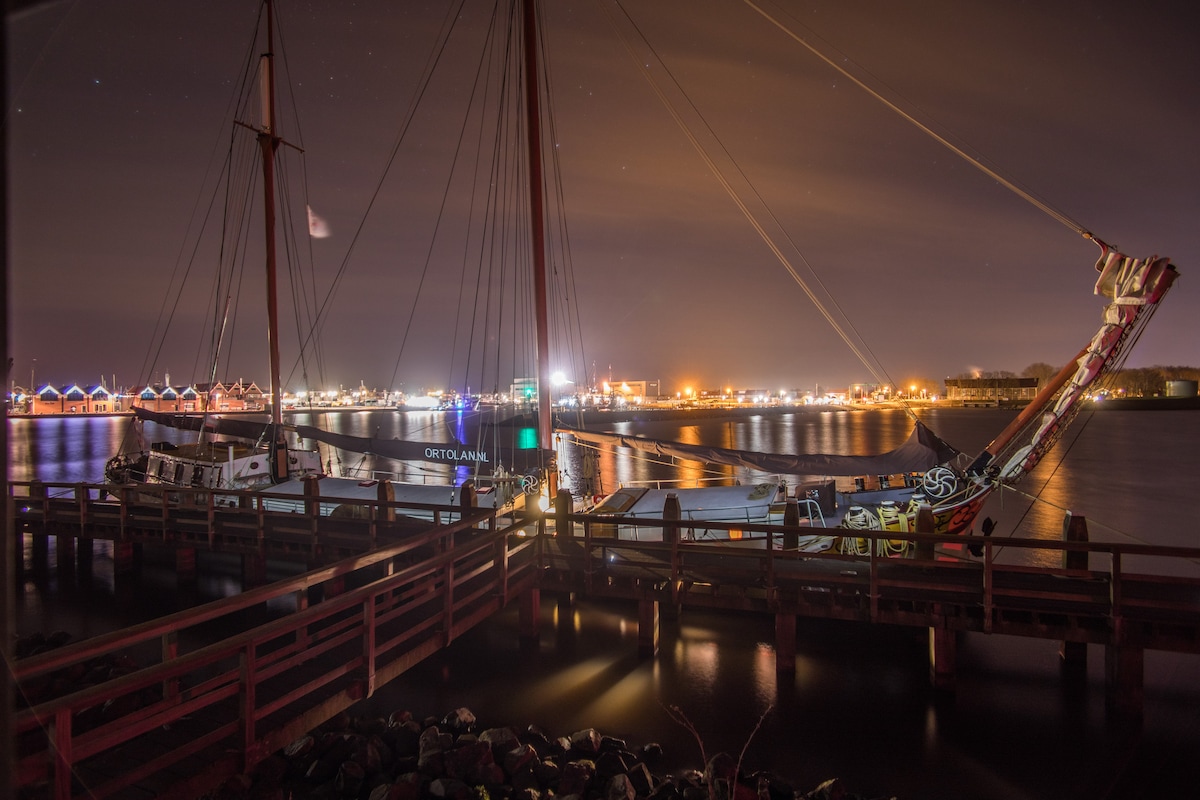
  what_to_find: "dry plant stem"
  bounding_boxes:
[663,703,774,800]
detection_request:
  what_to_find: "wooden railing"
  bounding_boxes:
[11,502,542,798]
[8,479,498,558]
[545,512,1200,651]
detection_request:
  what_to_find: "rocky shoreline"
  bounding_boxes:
[209,707,894,800]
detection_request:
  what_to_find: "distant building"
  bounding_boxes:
[945,377,1039,406]
[28,383,116,414]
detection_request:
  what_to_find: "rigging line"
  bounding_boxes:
[136,7,264,394]
[535,6,589,394]
[274,0,469,395]
[605,2,905,409]
[453,3,513,405]
[743,0,1090,239]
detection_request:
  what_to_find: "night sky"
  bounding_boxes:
[8,0,1199,397]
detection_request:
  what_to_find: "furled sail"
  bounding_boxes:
[132,407,553,470]
[290,424,554,472]
[132,407,277,442]
[562,420,959,477]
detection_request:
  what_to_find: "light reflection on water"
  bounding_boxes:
[8,408,1200,798]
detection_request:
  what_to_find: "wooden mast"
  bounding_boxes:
[259,0,283,432]
[521,0,556,491]
[257,0,290,481]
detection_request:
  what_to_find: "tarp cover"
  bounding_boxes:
[561,420,960,477]
[133,407,276,442]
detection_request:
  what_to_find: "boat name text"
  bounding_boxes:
[425,447,489,463]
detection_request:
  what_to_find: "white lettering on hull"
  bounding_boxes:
[424,447,490,463]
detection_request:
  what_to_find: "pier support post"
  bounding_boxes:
[76,537,94,575]
[175,547,198,584]
[783,498,800,550]
[663,493,680,545]
[112,540,137,577]
[31,534,48,575]
[929,623,957,692]
[242,553,268,588]
[554,489,573,538]
[1060,512,1089,679]
[914,503,936,560]
[519,588,541,643]
[1105,641,1144,720]
[775,612,796,674]
[55,534,74,578]
[638,597,660,657]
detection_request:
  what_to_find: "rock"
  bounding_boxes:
[335,761,366,797]
[440,707,477,735]
[391,714,420,734]
[625,762,656,797]
[532,758,561,789]
[801,778,846,800]
[606,773,637,800]
[480,726,522,758]
[705,752,738,785]
[568,728,602,755]
[559,759,597,796]
[600,735,628,752]
[648,779,682,800]
[428,777,473,800]
[503,743,540,777]
[641,742,664,762]
[749,770,795,800]
[595,749,631,781]
[444,739,493,784]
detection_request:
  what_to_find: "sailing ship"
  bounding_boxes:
[575,244,1177,548]
[103,0,546,521]
[106,0,1178,547]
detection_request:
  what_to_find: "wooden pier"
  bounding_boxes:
[6,482,1200,798]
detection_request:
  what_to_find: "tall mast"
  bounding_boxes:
[521,0,554,478]
[259,0,284,429]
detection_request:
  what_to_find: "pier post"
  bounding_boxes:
[55,533,74,578]
[519,588,541,644]
[914,502,935,561]
[929,623,957,691]
[663,493,680,545]
[783,497,800,550]
[1060,512,1089,679]
[1105,641,1144,720]
[554,489,573,538]
[775,611,796,674]
[112,540,138,577]
[638,597,660,657]
[378,479,396,520]
[176,547,198,584]
[76,537,94,575]
[242,554,268,588]
[31,533,48,575]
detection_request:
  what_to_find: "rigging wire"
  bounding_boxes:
[743,0,1092,239]
[605,1,908,416]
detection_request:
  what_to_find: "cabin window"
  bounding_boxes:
[156,459,169,479]
[174,464,185,485]
[191,466,205,486]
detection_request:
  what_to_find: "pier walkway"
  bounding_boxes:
[7,482,1200,798]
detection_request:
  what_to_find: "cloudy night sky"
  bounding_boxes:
[7,0,1199,397]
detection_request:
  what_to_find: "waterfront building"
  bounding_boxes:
[945,376,1039,406]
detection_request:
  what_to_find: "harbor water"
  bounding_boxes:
[7,407,1199,798]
